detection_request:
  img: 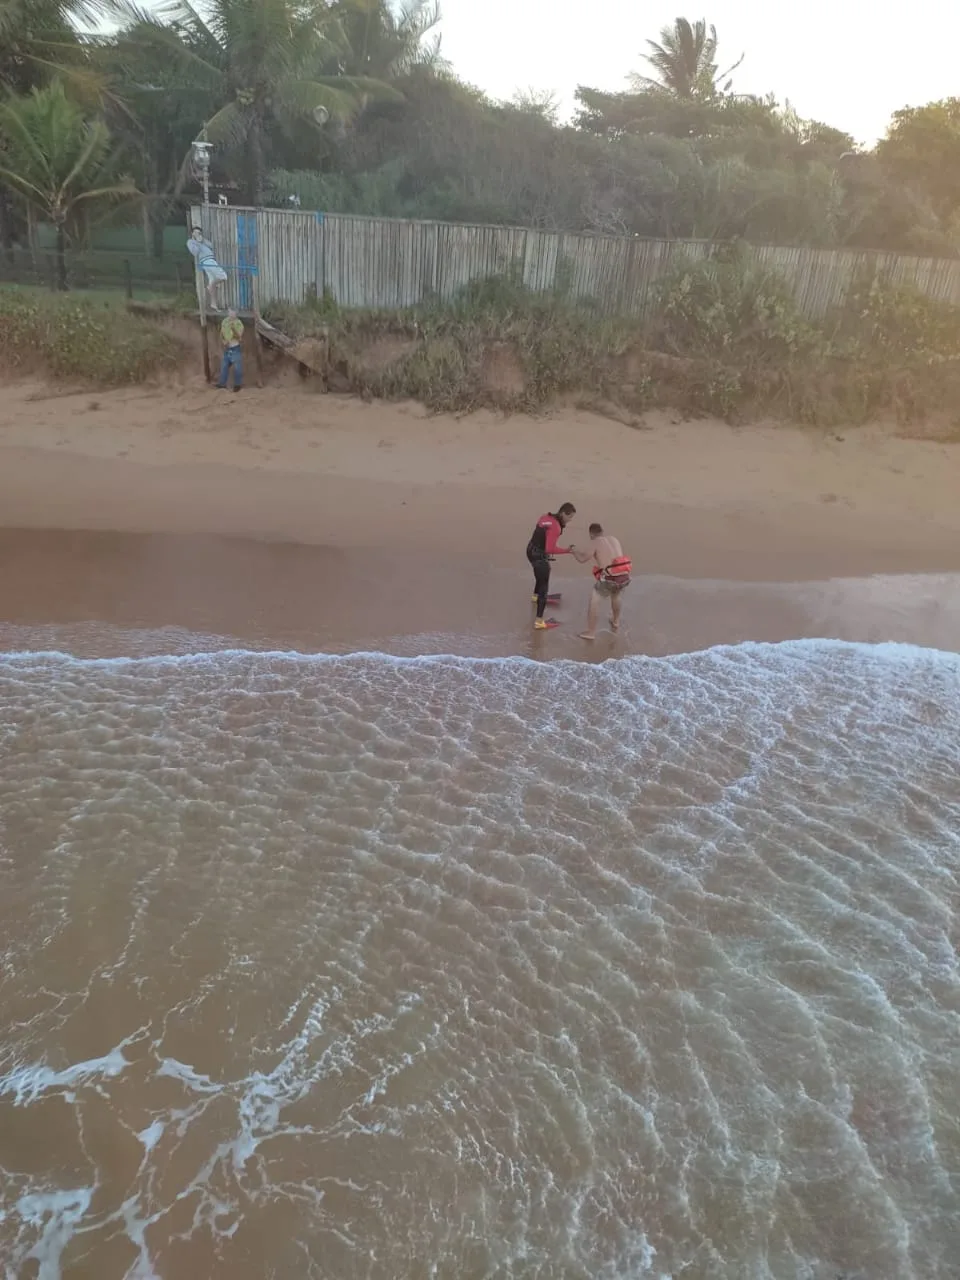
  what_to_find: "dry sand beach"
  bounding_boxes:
[1,376,960,657]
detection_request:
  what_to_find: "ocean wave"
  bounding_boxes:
[1,630,960,667]
[1,638,959,1278]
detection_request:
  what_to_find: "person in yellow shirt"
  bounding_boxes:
[217,309,244,391]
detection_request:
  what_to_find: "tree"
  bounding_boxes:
[509,87,560,125]
[321,0,445,79]
[0,0,102,97]
[632,17,742,102]
[0,0,108,257]
[574,82,776,142]
[877,99,960,225]
[98,15,214,256]
[104,0,403,205]
[20,4,947,258]
[0,80,136,287]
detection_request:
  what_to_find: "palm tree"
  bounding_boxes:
[97,14,214,256]
[0,0,111,256]
[0,0,101,95]
[322,0,446,79]
[0,80,136,288]
[104,0,403,205]
[632,17,742,102]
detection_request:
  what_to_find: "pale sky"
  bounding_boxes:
[435,0,960,146]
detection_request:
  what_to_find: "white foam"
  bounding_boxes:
[0,1047,129,1106]
[1,635,959,1277]
[0,632,959,671]
[136,1120,164,1153]
[11,1188,93,1280]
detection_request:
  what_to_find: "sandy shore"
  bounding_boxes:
[2,378,960,659]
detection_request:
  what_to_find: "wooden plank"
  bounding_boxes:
[254,315,327,377]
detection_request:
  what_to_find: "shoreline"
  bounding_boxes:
[2,381,960,659]
[1,529,958,663]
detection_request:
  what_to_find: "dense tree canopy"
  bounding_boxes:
[0,5,958,260]
[876,99,960,229]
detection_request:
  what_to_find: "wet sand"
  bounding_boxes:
[4,383,960,1278]
[1,529,960,664]
[1,380,960,657]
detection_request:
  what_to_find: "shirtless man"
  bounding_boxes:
[574,523,632,640]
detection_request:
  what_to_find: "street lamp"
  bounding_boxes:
[191,138,213,207]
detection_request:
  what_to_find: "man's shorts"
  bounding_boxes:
[202,264,228,284]
[594,576,630,598]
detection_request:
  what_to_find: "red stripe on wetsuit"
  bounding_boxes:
[528,513,571,559]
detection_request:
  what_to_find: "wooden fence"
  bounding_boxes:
[189,204,960,319]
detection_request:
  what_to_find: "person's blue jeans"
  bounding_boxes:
[218,345,243,389]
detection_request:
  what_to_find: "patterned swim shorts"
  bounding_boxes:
[594,576,630,597]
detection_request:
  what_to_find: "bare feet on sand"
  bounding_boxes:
[580,623,619,640]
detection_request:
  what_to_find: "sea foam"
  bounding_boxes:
[1,639,958,1278]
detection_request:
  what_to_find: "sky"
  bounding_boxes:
[434,0,960,145]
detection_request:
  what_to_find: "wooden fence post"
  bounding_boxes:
[251,249,264,388]
[198,282,211,383]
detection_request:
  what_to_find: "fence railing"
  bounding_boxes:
[0,248,189,298]
[13,215,957,320]
[188,204,960,319]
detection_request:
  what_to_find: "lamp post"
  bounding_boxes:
[191,138,213,208]
[190,137,215,381]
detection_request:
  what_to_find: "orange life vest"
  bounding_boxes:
[593,554,632,582]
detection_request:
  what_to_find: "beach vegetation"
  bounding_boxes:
[1,6,959,271]
[0,286,182,381]
[262,251,960,428]
[265,268,637,414]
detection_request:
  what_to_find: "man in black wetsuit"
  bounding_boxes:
[527,502,576,629]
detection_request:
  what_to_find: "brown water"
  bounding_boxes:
[1,638,959,1279]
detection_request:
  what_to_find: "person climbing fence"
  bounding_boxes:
[187,225,228,310]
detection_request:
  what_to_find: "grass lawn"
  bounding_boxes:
[0,282,187,309]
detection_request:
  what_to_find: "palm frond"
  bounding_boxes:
[60,116,111,191]
[0,96,56,184]
[0,163,48,204]
[273,78,363,123]
[202,98,247,148]
[71,178,139,201]
[639,17,726,101]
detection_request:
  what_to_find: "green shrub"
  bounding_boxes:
[837,271,960,362]
[264,271,636,413]
[0,291,183,384]
[263,258,960,428]
[651,244,820,361]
